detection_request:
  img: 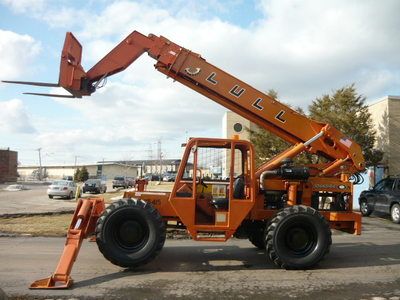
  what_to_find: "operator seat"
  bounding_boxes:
[233,176,245,199]
[211,176,245,209]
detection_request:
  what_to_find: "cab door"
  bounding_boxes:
[169,138,255,240]
[373,178,395,213]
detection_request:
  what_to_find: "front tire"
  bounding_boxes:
[266,205,332,269]
[391,204,400,224]
[96,198,166,268]
[360,199,372,216]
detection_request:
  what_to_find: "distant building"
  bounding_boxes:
[368,95,400,183]
[18,159,183,181]
[222,111,256,141]
[0,148,18,183]
[18,162,140,181]
[101,159,183,177]
[222,111,256,178]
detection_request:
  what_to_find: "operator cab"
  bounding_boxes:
[169,137,255,241]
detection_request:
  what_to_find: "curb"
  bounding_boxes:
[0,210,74,219]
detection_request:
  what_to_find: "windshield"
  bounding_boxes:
[86,179,99,184]
[52,181,68,186]
[114,177,124,180]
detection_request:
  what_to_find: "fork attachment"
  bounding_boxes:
[30,198,105,289]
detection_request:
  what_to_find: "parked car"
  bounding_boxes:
[47,180,79,199]
[359,177,400,224]
[163,171,177,182]
[144,173,160,181]
[82,179,107,194]
[125,177,135,187]
[112,176,130,189]
[3,184,29,191]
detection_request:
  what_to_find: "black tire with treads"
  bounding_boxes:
[266,205,331,269]
[248,221,267,249]
[96,198,166,268]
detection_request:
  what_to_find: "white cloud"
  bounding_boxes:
[0,99,36,133]
[69,0,400,107]
[37,0,400,155]
[50,77,223,142]
[0,30,41,79]
[0,0,91,29]
[250,0,400,103]
[0,0,45,14]
[2,0,400,164]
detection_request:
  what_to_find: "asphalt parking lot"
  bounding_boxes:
[0,183,76,215]
[0,215,399,300]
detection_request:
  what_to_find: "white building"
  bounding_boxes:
[368,95,400,182]
[18,162,140,181]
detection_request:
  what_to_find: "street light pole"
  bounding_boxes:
[37,148,42,181]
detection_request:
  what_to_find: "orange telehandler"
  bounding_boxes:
[3,30,365,289]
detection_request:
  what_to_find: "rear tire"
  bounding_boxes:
[390,203,400,224]
[248,221,266,249]
[96,198,166,268]
[266,205,332,269]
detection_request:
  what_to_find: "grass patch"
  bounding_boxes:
[0,213,189,238]
[147,181,174,191]
[0,213,73,237]
[0,182,176,237]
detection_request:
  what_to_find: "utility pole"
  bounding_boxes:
[74,155,81,180]
[37,148,42,181]
[157,140,162,183]
[74,155,79,169]
[144,143,154,174]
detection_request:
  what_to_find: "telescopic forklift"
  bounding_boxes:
[3,30,365,289]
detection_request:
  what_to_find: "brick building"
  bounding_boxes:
[0,149,18,183]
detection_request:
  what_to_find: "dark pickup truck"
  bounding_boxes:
[359,177,400,224]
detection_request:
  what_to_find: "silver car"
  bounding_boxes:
[47,180,79,199]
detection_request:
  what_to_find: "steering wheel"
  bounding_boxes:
[195,169,208,188]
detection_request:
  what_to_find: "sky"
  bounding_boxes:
[0,0,399,167]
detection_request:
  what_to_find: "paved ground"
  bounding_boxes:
[0,216,399,300]
[0,181,171,216]
[0,184,77,215]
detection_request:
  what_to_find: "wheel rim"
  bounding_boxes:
[392,206,400,221]
[111,214,149,251]
[278,221,318,257]
[360,202,368,214]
